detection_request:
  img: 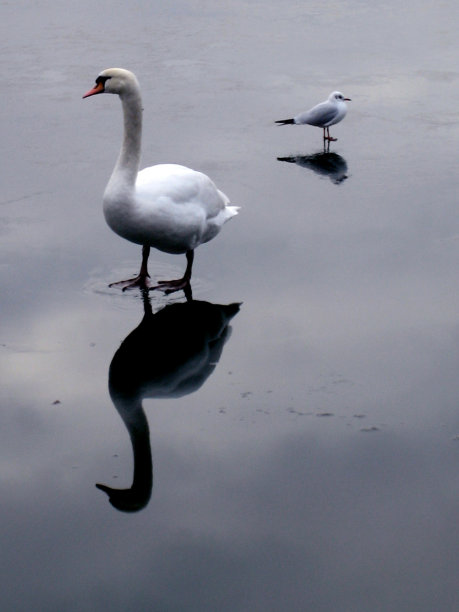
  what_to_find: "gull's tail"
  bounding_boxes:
[275,118,295,125]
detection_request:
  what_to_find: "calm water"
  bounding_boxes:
[1,1,459,610]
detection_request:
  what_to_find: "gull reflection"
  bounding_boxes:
[277,150,348,184]
[96,292,240,512]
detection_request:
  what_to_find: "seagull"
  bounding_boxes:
[275,91,351,142]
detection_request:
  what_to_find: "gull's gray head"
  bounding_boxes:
[329,91,352,102]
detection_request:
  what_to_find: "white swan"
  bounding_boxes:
[83,68,239,292]
[275,91,351,142]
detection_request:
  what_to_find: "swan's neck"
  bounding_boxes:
[112,89,143,188]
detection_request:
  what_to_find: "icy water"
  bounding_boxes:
[1,1,459,610]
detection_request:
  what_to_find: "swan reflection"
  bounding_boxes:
[277,151,348,184]
[97,293,240,512]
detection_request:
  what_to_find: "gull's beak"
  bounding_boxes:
[344,97,352,101]
[82,82,104,99]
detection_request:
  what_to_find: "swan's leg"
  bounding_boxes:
[109,245,153,291]
[152,250,194,295]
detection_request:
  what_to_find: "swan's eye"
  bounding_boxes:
[95,76,111,87]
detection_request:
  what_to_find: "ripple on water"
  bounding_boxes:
[83,261,212,311]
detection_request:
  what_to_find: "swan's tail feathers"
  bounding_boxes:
[214,204,239,230]
[226,205,240,219]
[275,118,295,125]
[204,204,240,243]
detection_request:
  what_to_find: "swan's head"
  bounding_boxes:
[329,91,351,103]
[82,68,140,99]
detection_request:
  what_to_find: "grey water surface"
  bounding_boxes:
[1,1,459,610]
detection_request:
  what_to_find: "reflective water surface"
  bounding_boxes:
[2,1,459,610]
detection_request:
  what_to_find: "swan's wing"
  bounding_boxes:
[135,164,238,250]
[136,164,227,218]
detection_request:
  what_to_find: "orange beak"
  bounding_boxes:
[82,82,105,99]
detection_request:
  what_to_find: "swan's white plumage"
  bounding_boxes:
[83,68,238,290]
[104,163,237,254]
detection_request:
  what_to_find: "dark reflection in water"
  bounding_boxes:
[277,151,348,184]
[96,293,240,512]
